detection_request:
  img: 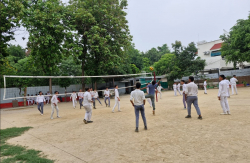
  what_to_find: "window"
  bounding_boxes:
[211,50,221,57]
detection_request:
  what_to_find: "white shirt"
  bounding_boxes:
[90,91,95,98]
[157,86,163,92]
[104,90,110,97]
[70,93,77,100]
[185,82,198,96]
[83,91,92,106]
[204,81,207,86]
[146,88,149,94]
[130,89,145,106]
[36,95,45,103]
[230,77,238,85]
[78,92,84,99]
[177,83,180,89]
[51,95,59,105]
[224,79,230,88]
[173,84,177,89]
[114,89,119,99]
[218,80,229,97]
[182,84,187,94]
[94,91,98,98]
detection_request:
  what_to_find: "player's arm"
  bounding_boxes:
[130,92,134,106]
[218,82,222,100]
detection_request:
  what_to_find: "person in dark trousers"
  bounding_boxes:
[130,82,147,132]
[36,91,45,115]
[185,76,202,120]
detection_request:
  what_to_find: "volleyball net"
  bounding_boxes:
[2,73,153,101]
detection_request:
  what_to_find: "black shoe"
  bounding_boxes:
[144,126,147,130]
[185,115,191,118]
[198,116,202,120]
[87,121,93,123]
[94,107,96,109]
[135,128,139,132]
[83,119,88,124]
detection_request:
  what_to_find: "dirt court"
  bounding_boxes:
[1,87,250,163]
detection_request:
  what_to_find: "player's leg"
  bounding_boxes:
[224,97,230,114]
[96,98,102,105]
[104,97,107,107]
[93,98,96,109]
[118,100,121,111]
[40,103,44,115]
[220,96,227,114]
[112,99,118,112]
[231,85,234,95]
[56,105,60,118]
[183,94,186,109]
[50,105,55,119]
[193,97,201,117]
[186,96,192,117]
[88,105,93,122]
[140,105,147,129]
[234,85,238,95]
[108,97,110,107]
[134,105,140,131]
[37,103,41,113]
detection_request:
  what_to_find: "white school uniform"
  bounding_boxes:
[218,80,230,114]
[83,91,92,121]
[70,93,77,108]
[112,89,120,112]
[51,94,60,119]
[46,93,51,104]
[146,88,152,107]
[224,79,231,97]
[104,90,110,97]
[204,81,207,94]
[157,86,163,99]
[173,84,177,96]
[78,92,84,99]
[177,83,181,95]
[27,96,33,105]
[36,95,45,103]
[230,77,238,95]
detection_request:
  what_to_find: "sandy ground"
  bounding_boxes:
[1,87,250,163]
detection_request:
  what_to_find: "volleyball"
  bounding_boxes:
[149,66,154,71]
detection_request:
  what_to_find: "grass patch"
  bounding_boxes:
[0,127,54,163]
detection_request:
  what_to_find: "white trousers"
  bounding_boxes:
[146,98,152,107]
[227,88,230,96]
[46,97,50,104]
[220,96,230,113]
[51,104,59,118]
[112,99,120,111]
[204,86,207,93]
[83,105,92,121]
[174,89,177,96]
[231,84,238,95]
[27,100,33,105]
[158,91,162,99]
[72,99,77,108]
[177,88,181,95]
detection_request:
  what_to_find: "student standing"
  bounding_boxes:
[141,81,160,115]
[180,80,187,109]
[173,82,177,96]
[70,91,77,109]
[130,83,147,132]
[204,79,207,94]
[177,83,181,95]
[78,89,84,109]
[104,87,111,107]
[83,88,93,124]
[185,76,202,120]
[93,89,102,106]
[230,75,238,95]
[157,83,165,99]
[146,83,152,107]
[50,91,61,119]
[218,75,230,115]
[112,85,121,112]
[36,91,46,115]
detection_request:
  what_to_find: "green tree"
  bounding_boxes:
[22,0,72,93]
[66,0,132,90]
[126,44,143,70]
[220,14,250,68]
[6,45,26,63]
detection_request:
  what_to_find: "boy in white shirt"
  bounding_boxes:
[50,91,61,119]
[230,75,238,95]
[83,88,93,124]
[93,89,102,106]
[177,83,181,95]
[185,76,202,120]
[218,75,230,115]
[204,79,207,94]
[36,91,46,115]
[181,80,187,109]
[157,83,165,99]
[78,89,84,109]
[70,91,77,109]
[27,94,33,105]
[46,91,51,104]
[173,82,177,96]
[104,87,111,107]
[112,85,121,112]
[130,82,147,132]
[146,83,152,107]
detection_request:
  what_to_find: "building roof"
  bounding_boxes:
[210,43,222,50]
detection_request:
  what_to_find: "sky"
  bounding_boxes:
[10,0,250,52]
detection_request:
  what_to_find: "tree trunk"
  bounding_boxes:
[23,87,27,106]
[49,78,52,94]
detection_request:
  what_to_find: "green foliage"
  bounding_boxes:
[0,127,54,163]
[126,44,143,70]
[153,53,175,75]
[6,45,26,63]
[220,14,250,67]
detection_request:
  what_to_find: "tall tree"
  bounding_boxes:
[66,0,132,90]
[220,14,250,68]
[22,0,71,93]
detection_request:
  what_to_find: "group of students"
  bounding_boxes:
[26,92,51,105]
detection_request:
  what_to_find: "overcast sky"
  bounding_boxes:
[10,0,250,52]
